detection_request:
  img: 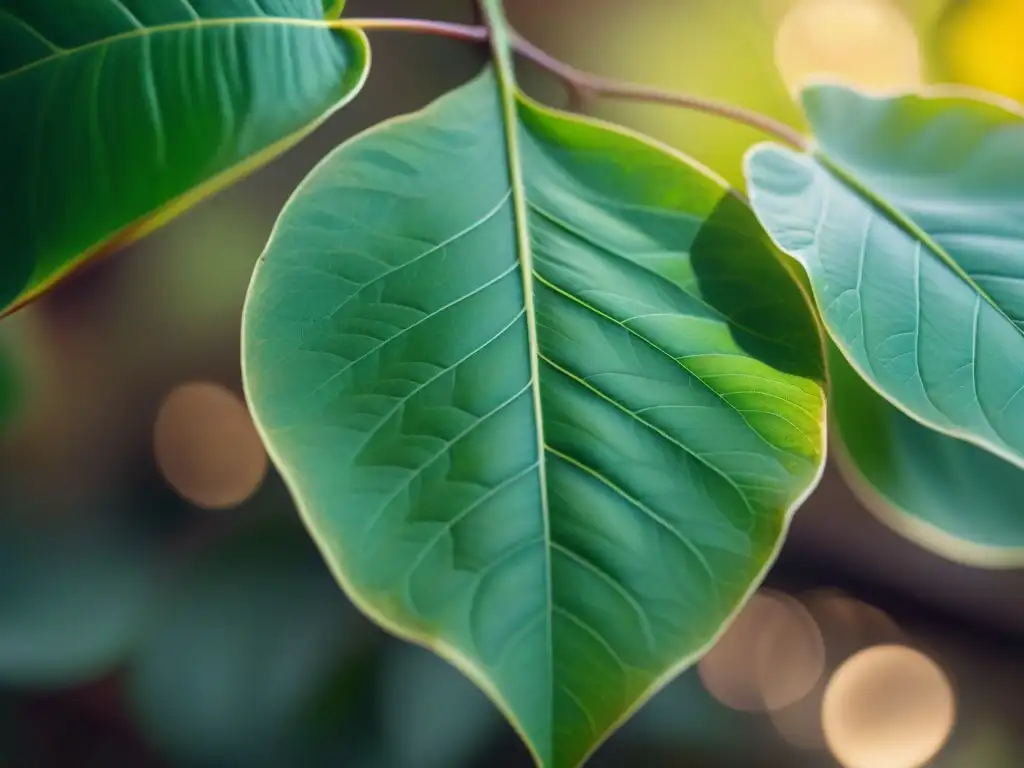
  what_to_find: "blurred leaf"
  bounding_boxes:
[747,83,1024,470]
[830,345,1024,566]
[938,0,1024,101]
[243,53,825,767]
[379,644,499,768]
[0,518,159,687]
[128,521,362,767]
[0,0,369,315]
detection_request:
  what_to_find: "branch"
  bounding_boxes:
[508,31,809,151]
[335,17,809,151]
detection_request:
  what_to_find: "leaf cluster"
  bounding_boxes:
[2,0,1023,765]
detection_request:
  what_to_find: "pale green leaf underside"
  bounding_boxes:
[746,83,1024,469]
[0,0,366,314]
[830,344,1024,566]
[243,68,825,768]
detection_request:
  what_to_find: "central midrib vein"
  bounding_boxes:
[481,0,554,762]
[813,148,1020,341]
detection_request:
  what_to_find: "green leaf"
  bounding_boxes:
[829,343,1024,566]
[242,66,826,767]
[746,83,1024,469]
[0,0,368,315]
[128,522,360,767]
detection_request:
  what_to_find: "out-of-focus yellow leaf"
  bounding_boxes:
[940,0,1024,100]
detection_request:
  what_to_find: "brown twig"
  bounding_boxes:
[337,17,809,151]
[333,18,488,43]
[508,31,808,150]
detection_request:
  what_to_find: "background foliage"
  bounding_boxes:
[3,0,1024,766]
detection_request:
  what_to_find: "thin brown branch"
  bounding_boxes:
[508,31,809,151]
[335,16,808,151]
[333,18,489,43]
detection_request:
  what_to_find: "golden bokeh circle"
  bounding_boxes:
[822,645,955,768]
[154,382,267,509]
[699,591,824,712]
[774,0,923,95]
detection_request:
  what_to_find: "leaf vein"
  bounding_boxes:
[402,463,540,597]
[545,444,721,605]
[539,353,755,520]
[360,382,534,541]
[549,540,657,654]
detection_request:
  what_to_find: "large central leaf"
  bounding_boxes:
[746,84,1024,468]
[243,68,825,767]
[0,0,368,314]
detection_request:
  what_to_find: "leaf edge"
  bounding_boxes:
[2,24,371,317]
[243,68,830,768]
[743,139,1024,474]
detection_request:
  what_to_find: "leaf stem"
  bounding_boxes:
[336,17,809,151]
[333,18,489,42]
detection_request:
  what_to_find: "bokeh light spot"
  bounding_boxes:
[823,644,956,768]
[757,594,826,711]
[774,0,923,95]
[698,590,824,712]
[154,382,267,510]
[769,591,904,751]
